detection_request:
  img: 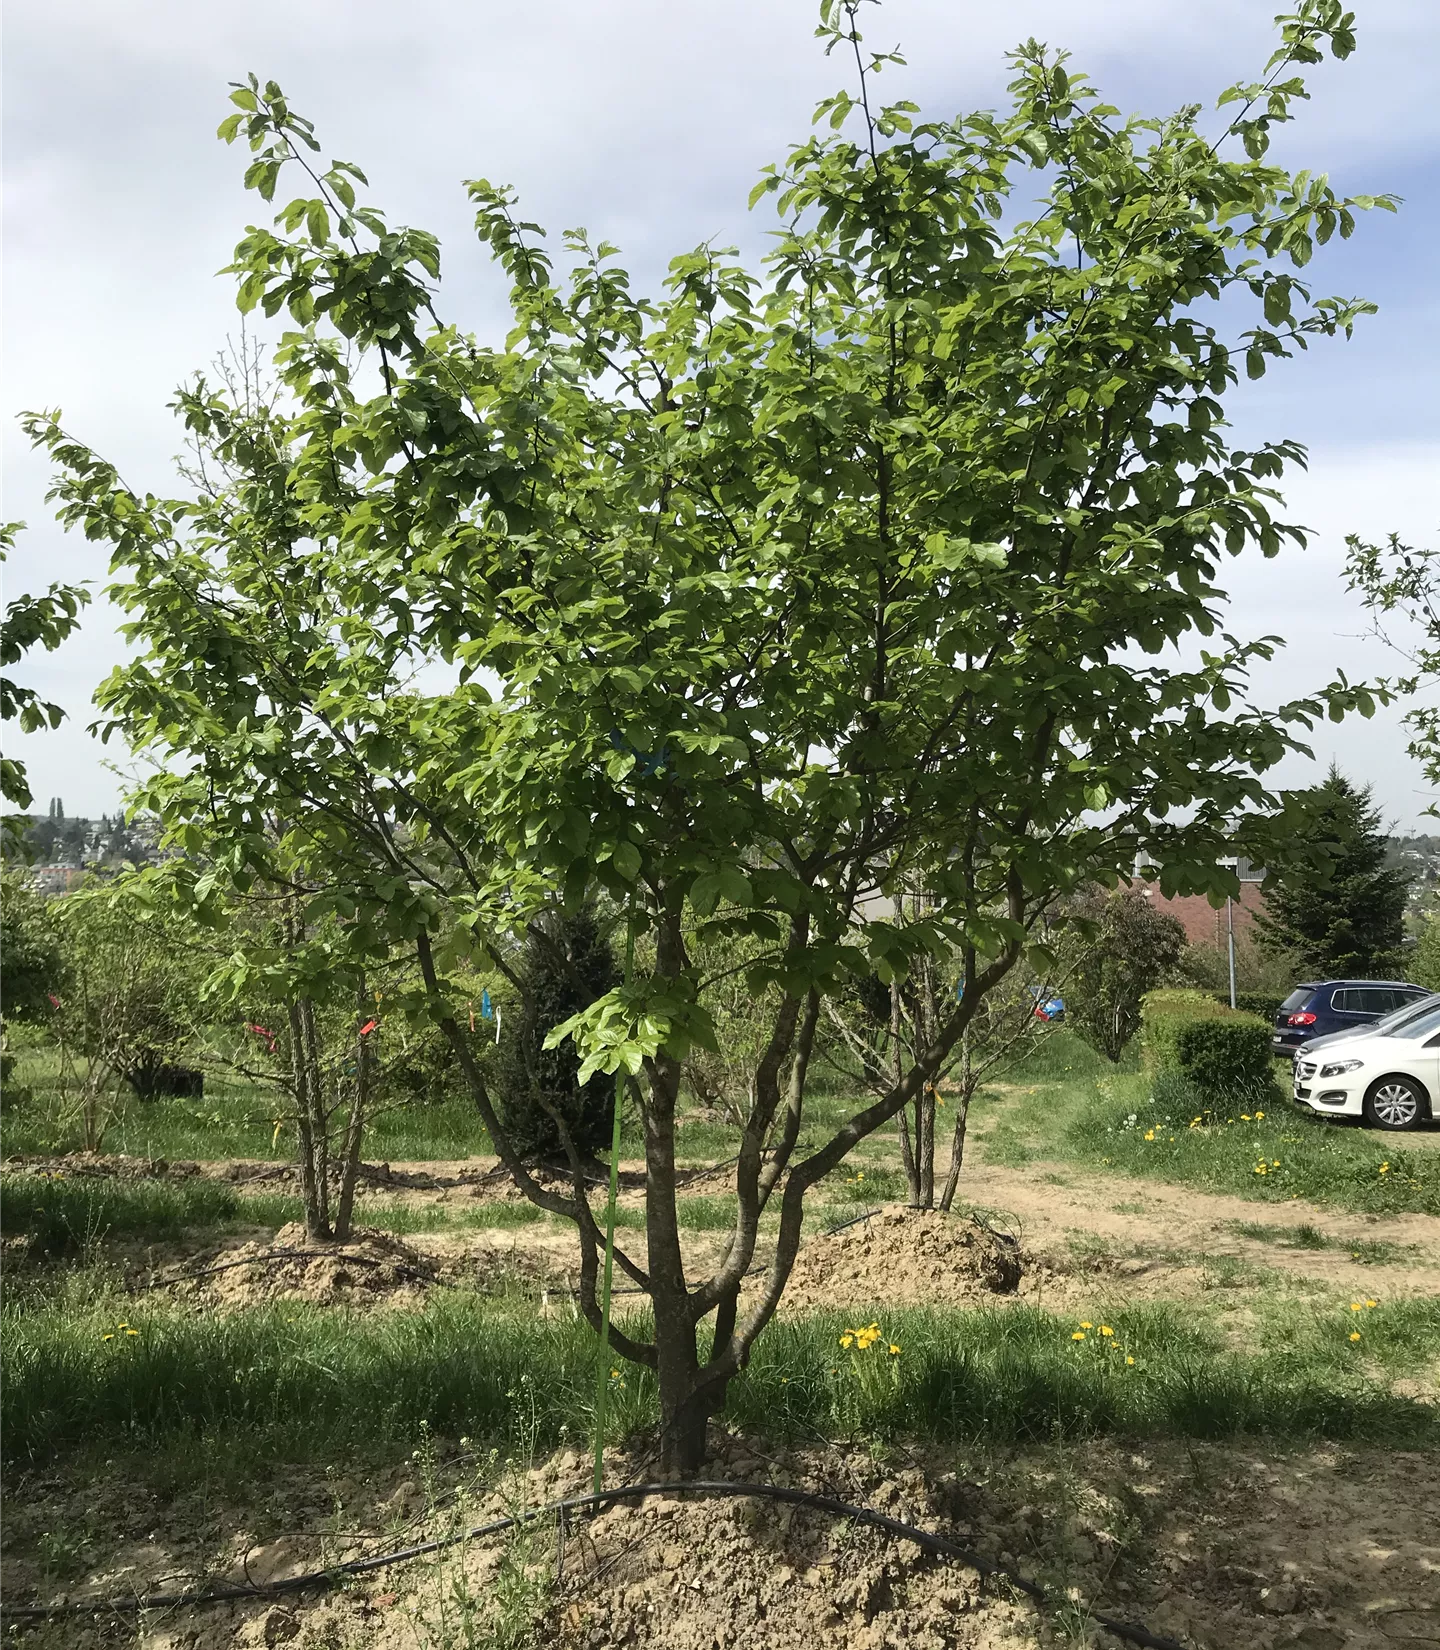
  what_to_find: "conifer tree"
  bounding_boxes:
[493,906,620,1160]
[1256,767,1410,976]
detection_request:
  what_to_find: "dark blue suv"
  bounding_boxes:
[1272,980,1432,1057]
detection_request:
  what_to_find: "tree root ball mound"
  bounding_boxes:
[174,1223,439,1309]
[783,1208,1023,1313]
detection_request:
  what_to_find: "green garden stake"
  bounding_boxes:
[593,909,635,1495]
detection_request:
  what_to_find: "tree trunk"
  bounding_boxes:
[332,985,371,1242]
[288,996,330,1240]
[892,984,921,1205]
[938,1087,973,1214]
[918,1084,935,1208]
[646,907,712,1477]
[656,1368,712,1477]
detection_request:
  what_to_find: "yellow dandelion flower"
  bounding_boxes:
[1255,1111,1265,1120]
[124,1328,139,1337]
[1351,1302,1362,1312]
[1079,1321,1093,1329]
[1365,1299,1377,1309]
[840,1334,854,1348]
[1125,1355,1135,1366]
[1071,1331,1086,1341]
[1100,1326,1114,1337]
[888,1344,901,1356]
[101,1333,114,1341]
[610,1368,620,1379]
[1240,1113,1252,1122]
[1349,1331,1361,1343]
[1272,1160,1280,1168]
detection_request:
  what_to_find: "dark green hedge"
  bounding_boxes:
[1173,1017,1276,1098]
[1211,991,1285,1021]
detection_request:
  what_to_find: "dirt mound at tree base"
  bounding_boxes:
[166,1224,439,1309]
[781,1207,1023,1314]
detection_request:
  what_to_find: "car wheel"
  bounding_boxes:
[1362,1076,1428,1132]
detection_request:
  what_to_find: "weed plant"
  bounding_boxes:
[1229,1221,1415,1265]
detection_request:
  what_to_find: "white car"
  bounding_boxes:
[1293,1002,1440,1130]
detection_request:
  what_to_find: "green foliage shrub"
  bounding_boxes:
[1233,992,1284,1021]
[1173,1016,1276,1098]
[1142,990,1274,1098]
[492,905,620,1160]
[1066,887,1188,1063]
[1140,990,1230,1072]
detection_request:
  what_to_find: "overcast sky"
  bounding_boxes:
[5,0,1437,827]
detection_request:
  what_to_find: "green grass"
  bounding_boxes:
[973,1035,1440,1216]
[4,1048,493,1162]
[1067,1087,1440,1215]
[0,1176,302,1255]
[1229,1220,1417,1266]
[6,1289,1436,1468]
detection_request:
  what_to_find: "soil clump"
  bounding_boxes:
[781,1206,1023,1313]
[162,1223,439,1309]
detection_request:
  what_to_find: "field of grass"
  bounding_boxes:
[6,1282,1436,1470]
[3,1019,1436,1646]
[3,1045,494,1162]
[976,1032,1440,1215]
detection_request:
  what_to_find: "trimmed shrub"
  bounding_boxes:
[1140,990,1231,1073]
[1212,991,1285,1021]
[1173,1016,1275,1097]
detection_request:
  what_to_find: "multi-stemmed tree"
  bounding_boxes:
[27,0,1387,1471]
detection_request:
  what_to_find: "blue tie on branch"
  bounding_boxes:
[480,987,493,1021]
[608,728,669,779]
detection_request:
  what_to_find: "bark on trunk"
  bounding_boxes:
[938,1087,972,1214]
[288,997,329,1240]
[892,984,922,1206]
[333,985,371,1243]
[657,1376,712,1477]
[918,1084,935,1209]
[647,905,709,1477]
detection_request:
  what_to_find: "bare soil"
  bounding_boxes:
[6,1435,1438,1649]
[779,1207,1023,1313]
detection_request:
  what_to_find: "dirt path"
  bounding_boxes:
[949,1158,1440,1292]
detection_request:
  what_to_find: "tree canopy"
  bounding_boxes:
[0,522,90,831]
[24,0,1388,1471]
[1256,766,1410,977]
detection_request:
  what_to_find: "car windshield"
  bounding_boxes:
[1383,1004,1440,1040]
[1374,993,1440,1033]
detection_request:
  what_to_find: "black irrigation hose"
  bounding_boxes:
[0,1478,1186,1649]
[155,1249,432,1286]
